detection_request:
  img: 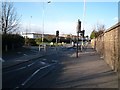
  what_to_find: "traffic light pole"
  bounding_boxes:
[56,37,58,44]
[76,32,79,58]
[56,30,59,50]
[76,19,81,58]
[56,37,58,50]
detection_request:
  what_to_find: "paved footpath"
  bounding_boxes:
[54,45,118,88]
[33,44,118,88]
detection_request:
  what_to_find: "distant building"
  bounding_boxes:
[61,34,77,39]
[21,32,42,39]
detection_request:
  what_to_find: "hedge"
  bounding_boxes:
[2,34,25,51]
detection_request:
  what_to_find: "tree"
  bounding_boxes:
[29,39,37,46]
[96,24,105,36]
[44,35,54,42]
[90,30,97,39]
[35,37,48,45]
[90,24,105,39]
[1,2,20,34]
[35,38,42,45]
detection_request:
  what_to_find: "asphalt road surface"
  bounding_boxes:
[3,46,117,89]
[3,46,75,89]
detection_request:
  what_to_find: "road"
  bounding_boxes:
[2,45,117,89]
[29,46,118,88]
[3,46,75,89]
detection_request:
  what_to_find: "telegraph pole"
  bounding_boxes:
[76,31,79,58]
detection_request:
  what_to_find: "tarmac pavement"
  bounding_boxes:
[52,45,118,88]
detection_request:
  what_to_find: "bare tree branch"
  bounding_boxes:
[90,23,106,38]
[1,1,20,34]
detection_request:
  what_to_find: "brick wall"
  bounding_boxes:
[91,22,120,72]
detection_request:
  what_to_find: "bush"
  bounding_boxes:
[51,37,71,43]
[2,34,25,51]
[29,39,37,46]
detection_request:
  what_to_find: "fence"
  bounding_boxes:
[91,22,120,72]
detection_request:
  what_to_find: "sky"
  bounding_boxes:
[13,1,119,36]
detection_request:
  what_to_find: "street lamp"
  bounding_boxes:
[42,1,51,45]
[29,16,32,33]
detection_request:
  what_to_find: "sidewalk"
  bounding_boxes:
[51,45,118,88]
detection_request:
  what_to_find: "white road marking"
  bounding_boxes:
[15,60,28,62]
[21,64,52,86]
[13,62,57,89]
[4,67,26,74]
[14,86,19,90]
[40,61,46,65]
[23,54,28,56]
[27,63,35,67]
[43,59,47,61]
[4,60,38,74]
[52,60,57,63]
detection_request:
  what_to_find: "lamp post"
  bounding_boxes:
[42,0,51,51]
[42,1,45,44]
[29,16,32,33]
[42,1,51,43]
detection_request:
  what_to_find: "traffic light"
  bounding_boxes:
[82,30,85,37]
[80,30,85,37]
[77,19,81,33]
[56,30,59,37]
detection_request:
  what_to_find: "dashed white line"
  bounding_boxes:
[4,67,26,74]
[43,59,47,61]
[4,61,38,74]
[27,62,35,67]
